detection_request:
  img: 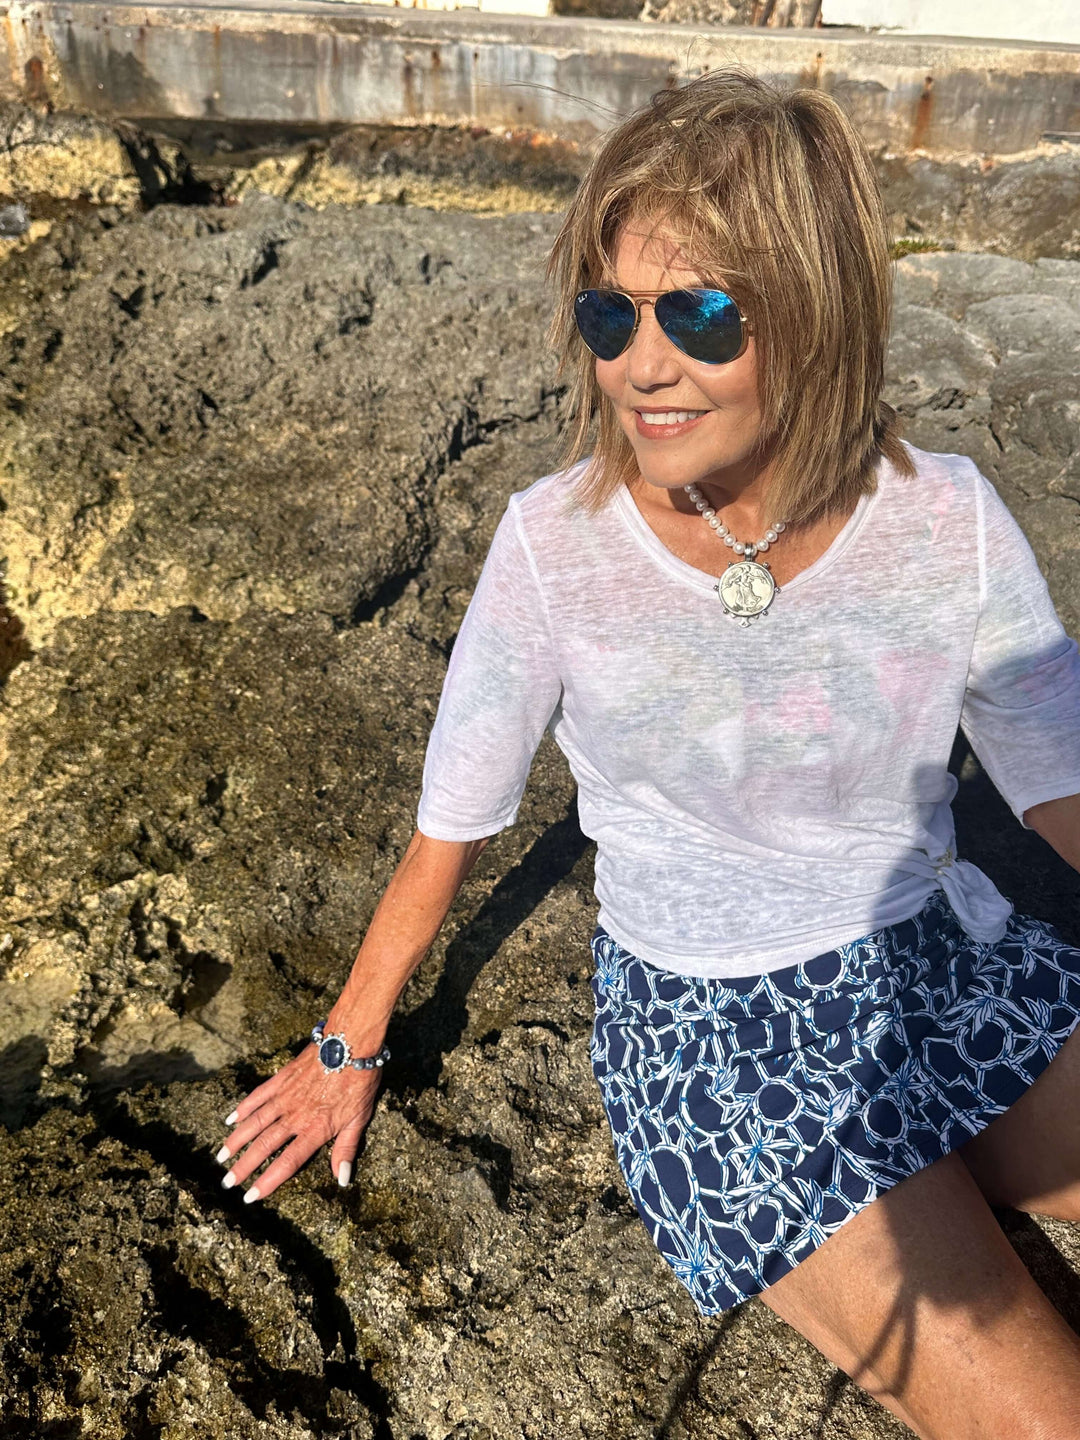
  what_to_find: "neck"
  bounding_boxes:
[631,457,780,536]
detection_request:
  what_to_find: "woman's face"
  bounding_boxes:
[593,220,769,498]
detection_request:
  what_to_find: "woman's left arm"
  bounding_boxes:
[1024,793,1080,874]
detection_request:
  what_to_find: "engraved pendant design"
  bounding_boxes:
[714,558,779,627]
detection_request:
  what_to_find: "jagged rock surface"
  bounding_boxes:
[0,197,1078,1438]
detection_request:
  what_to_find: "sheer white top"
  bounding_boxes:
[417,444,1080,978]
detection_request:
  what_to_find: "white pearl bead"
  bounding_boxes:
[757,540,769,552]
[765,530,777,543]
[733,542,745,554]
[716,525,728,536]
[695,501,706,512]
[701,508,715,519]
[775,521,786,532]
[708,516,720,528]
[723,535,735,547]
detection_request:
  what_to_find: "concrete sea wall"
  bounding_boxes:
[4,2,1079,159]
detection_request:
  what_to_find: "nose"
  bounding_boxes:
[625,301,682,390]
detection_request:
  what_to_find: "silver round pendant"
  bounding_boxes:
[714,559,778,626]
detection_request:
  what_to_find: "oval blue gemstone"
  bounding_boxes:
[320,1037,346,1069]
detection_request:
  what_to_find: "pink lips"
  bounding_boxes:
[633,410,709,439]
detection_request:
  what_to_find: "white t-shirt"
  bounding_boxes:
[416,444,1080,979]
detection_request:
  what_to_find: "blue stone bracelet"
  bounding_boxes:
[311,1019,391,1074]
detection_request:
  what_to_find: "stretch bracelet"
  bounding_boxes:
[311,1019,391,1074]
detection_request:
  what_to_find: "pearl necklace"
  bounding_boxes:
[684,482,789,626]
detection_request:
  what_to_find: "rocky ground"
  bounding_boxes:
[0,114,1079,1438]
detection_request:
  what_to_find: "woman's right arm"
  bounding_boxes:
[216,827,491,1201]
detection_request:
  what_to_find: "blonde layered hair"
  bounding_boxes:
[546,68,914,524]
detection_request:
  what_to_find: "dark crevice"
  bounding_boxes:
[344,560,426,628]
[86,1095,397,1438]
[195,388,219,426]
[0,587,33,686]
[241,238,282,289]
[175,949,233,1016]
[200,769,228,821]
[112,282,146,319]
[0,1421,84,1439]
[115,126,227,209]
[402,1109,516,1212]
[146,1244,366,1429]
[337,394,560,632]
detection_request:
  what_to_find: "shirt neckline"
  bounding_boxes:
[611,463,885,596]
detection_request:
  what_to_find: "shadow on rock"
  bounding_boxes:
[0,1033,48,1130]
[90,1085,395,1437]
[388,803,592,1093]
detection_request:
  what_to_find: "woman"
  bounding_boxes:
[216,71,1080,1436]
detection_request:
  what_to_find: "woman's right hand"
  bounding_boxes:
[216,1041,384,1200]
[215,828,491,1202]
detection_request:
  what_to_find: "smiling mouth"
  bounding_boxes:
[637,409,709,427]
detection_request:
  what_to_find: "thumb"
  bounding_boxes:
[331,1115,368,1188]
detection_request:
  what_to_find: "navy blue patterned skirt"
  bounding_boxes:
[590,889,1080,1315]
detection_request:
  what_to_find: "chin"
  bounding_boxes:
[633,448,742,493]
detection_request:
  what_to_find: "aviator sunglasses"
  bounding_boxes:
[574,287,750,366]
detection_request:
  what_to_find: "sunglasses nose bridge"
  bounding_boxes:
[623,298,687,379]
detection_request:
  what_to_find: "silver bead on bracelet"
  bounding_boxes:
[311,1019,390,1074]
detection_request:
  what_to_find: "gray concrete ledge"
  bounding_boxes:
[6,1,1080,156]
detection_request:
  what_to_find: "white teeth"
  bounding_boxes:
[640,410,705,426]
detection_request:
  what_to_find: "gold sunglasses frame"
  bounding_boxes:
[578,287,752,364]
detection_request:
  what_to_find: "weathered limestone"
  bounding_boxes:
[0,190,1078,1437]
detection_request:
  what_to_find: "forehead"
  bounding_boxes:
[602,218,710,288]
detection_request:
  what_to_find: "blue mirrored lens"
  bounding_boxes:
[654,289,743,364]
[574,290,637,362]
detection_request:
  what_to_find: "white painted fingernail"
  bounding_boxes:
[244,1186,261,1205]
[338,1162,352,1188]
[221,1172,236,1190]
[215,1146,231,1164]
[224,1110,239,1126]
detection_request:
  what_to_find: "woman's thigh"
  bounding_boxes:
[756,1149,1080,1440]
[958,1022,1080,1219]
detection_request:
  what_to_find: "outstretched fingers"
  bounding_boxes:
[221,1115,301,1193]
[241,1133,325,1203]
[217,1102,282,1171]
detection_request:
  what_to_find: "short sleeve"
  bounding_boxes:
[959,472,1080,827]
[416,497,562,841]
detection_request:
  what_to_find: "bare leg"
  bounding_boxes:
[959,1023,1080,1220]
[756,1150,1080,1439]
